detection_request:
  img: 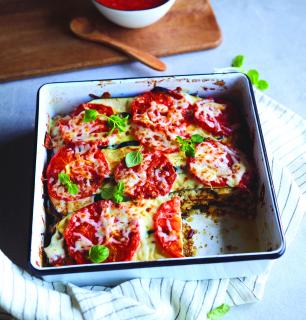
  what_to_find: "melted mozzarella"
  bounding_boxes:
[44,231,65,264]
[195,99,226,130]
[132,124,178,152]
[66,201,139,254]
[90,98,133,113]
[190,141,247,187]
[50,195,94,215]
[60,112,109,144]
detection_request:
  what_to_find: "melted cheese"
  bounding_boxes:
[90,98,133,113]
[44,230,65,264]
[132,124,178,151]
[172,173,202,191]
[50,195,94,215]
[60,112,110,145]
[65,201,140,254]
[194,99,225,130]
[50,115,66,151]
[190,141,247,187]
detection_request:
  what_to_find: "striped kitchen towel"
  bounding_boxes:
[0,90,305,320]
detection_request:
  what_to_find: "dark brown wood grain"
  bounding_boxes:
[0,0,222,82]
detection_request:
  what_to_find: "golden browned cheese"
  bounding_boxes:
[50,195,94,215]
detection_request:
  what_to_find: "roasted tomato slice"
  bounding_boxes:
[131,91,186,127]
[64,200,140,264]
[153,197,184,258]
[192,98,236,136]
[47,143,110,201]
[114,151,177,198]
[131,91,189,152]
[187,140,251,188]
[52,103,114,148]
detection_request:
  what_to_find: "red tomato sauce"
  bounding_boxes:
[96,0,167,11]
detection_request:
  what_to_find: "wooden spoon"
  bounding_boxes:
[70,17,166,71]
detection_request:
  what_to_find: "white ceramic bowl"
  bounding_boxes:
[92,0,176,29]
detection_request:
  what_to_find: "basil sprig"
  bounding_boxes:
[101,181,125,203]
[247,69,269,90]
[125,148,143,168]
[104,114,129,135]
[58,172,79,195]
[89,245,109,263]
[83,110,130,135]
[231,55,269,90]
[207,304,230,320]
[176,134,205,157]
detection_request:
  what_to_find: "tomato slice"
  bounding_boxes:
[52,103,114,148]
[47,143,110,201]
[192,98,236,136]
[153,197,184,258]
[64,200,140,264]
[131,91,189,152]
[187,140,251,188]
[71,103,113,117]
[114,151,177,198]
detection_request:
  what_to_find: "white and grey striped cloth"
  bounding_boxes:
[0,90,305,320]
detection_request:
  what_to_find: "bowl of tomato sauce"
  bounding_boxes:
[92,0,176,29]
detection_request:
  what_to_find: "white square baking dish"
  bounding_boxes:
[29,73,285,286]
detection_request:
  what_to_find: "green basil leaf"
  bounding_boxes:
[101,182,125,203]
[176,136,185,144]
[231,55,245,68]
[256,79,269,91]
[116,181,124,193]
[58,172,78,195]
[176,136,189,151]
[113,181,125,203]
[191,134,204,143]
[125,150,143,168]
[247,69,259,85]
[207,304,230,320]
[67,183,79,195]
[105,114,129,135]
[101,186,115,200]
[177,136,197,157]
[58,172,70,185]
[84,109,99,122]
[113,193,124,203]
[89,245,109,263]
[185,145,196,158]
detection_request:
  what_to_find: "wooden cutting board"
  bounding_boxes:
[0,0,222,82]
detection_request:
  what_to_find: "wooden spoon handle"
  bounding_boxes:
[87,32,166,71]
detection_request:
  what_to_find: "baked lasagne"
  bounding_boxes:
[43,87,256,266]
